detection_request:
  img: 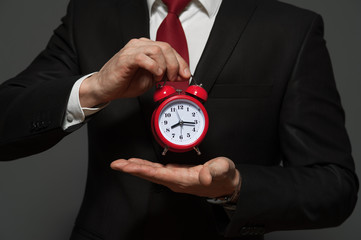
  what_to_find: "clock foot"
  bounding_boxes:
[162,146,169,156]
[193,146,201,155]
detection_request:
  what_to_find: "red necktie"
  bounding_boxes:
[156,0,191,92]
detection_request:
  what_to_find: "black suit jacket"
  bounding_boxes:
[0,0,358,239]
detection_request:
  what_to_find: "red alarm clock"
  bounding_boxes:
[151,83,209,155]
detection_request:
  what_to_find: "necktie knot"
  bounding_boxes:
[162,0,191,15]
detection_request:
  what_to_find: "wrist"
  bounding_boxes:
[79,73,107,108]
[207,170,242,210]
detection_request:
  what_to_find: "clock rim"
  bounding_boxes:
[152,94,209,152]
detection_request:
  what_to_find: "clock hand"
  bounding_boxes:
[172,119,191,129]
[171,119,184,136]
[182,121,195,125]
[171,121,181,129]
[175,109,182,121]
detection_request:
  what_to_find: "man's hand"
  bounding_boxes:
[110,157,241,199]
[79,38,191,108]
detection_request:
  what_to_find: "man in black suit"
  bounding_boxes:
[0,0,358,239]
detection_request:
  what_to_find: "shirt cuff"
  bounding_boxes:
[62,73,107,130]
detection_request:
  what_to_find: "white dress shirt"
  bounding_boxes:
[63,0,223,130]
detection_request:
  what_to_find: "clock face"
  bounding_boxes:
[156,97,208,149]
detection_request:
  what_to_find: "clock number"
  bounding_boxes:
[171,108,176,112]
[192,127,196,132]
[165,113,171,118]
[178,105,184,110]
[187,133,191,138]
[164,120,168,125]
[187,107,190,112]
[192,112,196,117]
[179,135,183,140]
[172,133,175,138]
[194,120,198,124]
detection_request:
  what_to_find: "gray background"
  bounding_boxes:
[0,0,359,239]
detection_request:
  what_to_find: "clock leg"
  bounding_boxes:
[193,146,201,155]
[162,146,169,156]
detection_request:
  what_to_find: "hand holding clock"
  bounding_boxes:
[111,157,241,199]
[78,38,191,108]
[77,37,236,199]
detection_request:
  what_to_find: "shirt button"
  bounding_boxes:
[67,115,74,123]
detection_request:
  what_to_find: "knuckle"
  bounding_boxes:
[147,60,157,69]
[159,41,172,50]
[117,52,127,62]
[149,45,162,55]
[134,53,144,63]
[128,38,140,45]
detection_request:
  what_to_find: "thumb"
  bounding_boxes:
[199,165,212,186]
[198,160,228,186]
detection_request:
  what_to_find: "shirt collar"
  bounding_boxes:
[147,0,223,18]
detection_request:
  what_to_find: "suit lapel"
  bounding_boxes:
[193,0,258,92]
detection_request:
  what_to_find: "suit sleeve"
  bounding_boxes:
[0,0,83,161]
[225,15,358,236]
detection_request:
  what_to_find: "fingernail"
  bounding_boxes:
[184,67,190,76]
[157,68,163,76]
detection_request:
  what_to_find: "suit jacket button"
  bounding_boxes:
[43,121,50,128]
[240,226,250,236]
[31,122,38,132]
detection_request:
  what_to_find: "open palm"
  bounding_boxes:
[111,157,240,198]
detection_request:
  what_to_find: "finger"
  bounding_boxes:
[157,43,180,82]
[165,163,194,169]
[112,158,165,177]
[111,158,164,173]
[128,163,195,189]
[112,157,200,192]
[131,39,175,81]
[122,163,176,187]
[172,49,191,81]
[128,158,164,168]
[121,39,166,80]
[132,39,190,82]
[143,45,169,81]
[155,41,191,82]
[117,162,168,186]
[110,159,131,170]
[130,51,165,81]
